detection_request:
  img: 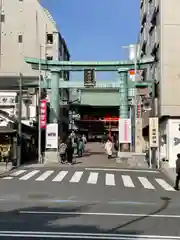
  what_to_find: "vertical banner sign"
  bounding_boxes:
[40,99,47,129]
[149,117,159,148]
[118,118,132,143]
[135,118,143,153]
[46,123,58,149]
[137,103,141,118]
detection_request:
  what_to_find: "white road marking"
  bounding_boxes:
[35,171,54,181]
[19,170,40,180]
[138,177,155,189]
[155,178,175,191]
[0,231,179,239]
[20,210,180,219]
[85,168,159,173]
[105,173,115,186]
[12,170,27,176]
[87,172,98,184]
[52,171,68,182]
[69,171,83,183]
[121,175,135,188]
[3,177,13,180]
[3,170,27,180]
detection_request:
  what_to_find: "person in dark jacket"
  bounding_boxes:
[175,153,180,190]
[66,139,74,165]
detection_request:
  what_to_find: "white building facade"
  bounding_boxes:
[0,0,70,125]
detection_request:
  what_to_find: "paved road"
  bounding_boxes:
[0,166,179,239]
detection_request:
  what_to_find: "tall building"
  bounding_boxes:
[140,0,180,167]
[0,0,70,124]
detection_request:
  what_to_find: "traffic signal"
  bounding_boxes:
[84,69,95,86]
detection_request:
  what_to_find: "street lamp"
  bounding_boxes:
[17,72,23,167]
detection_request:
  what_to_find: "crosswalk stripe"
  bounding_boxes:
[138,177,155,189]
[105,173,115,186]
[12,170,27,176]
[69,171,83,183]
[155,178,175,191]
[35,171,54,181]
[121,175,135,188]
[52,171,68,182]
[19,170,40,180]
[3,170,27,180]
[87,172,98,184]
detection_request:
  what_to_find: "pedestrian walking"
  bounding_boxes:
[78,138,84,157]
[66,139,74,165]
[174,153,180,190]
[82,134,87,153]
[58,139,67,164]
[105,138,113,159]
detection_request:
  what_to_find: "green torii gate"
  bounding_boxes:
[25,57,154,126]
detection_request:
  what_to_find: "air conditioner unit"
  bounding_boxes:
[28,88,36,95]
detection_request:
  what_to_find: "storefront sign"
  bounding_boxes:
[40,99,47,129]
[118,118,132,143]
[46,123,58,149]
[149,117,159,148]
[0,96,16,105]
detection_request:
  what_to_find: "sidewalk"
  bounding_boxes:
[0,162,13,175]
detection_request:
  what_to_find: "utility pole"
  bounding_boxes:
[38,44,42,164]
[17,72,22,167]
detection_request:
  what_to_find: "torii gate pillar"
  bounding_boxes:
[49,71,60,123]
[118,71,130,153]
[44,71,60,164]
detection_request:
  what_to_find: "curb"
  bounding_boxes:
[160,167,175,185]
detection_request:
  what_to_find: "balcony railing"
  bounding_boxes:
[150,27,159,56]
[140,27,148,56]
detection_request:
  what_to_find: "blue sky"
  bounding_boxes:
[41,0,140,79]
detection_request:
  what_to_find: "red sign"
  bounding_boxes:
[81,115,119,121]
[137,103,141,118]
[40,99,47,129]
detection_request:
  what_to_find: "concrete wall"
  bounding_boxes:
[160,0,180,116]
[69,89,120,106]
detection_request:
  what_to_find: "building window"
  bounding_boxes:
[18,34,23,43]
[46,56,53,61]
[0,14,5,22]
[46,34,53,44]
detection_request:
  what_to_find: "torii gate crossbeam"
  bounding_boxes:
[25,57,154,146]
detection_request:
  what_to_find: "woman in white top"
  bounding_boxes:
[105,138,113,159]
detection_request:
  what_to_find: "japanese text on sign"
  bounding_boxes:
[149,117,159,148]
[40,99,47,129]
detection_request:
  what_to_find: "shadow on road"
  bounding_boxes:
[0,203,144,239]
[109,196,171,233]
[0,196,172,238]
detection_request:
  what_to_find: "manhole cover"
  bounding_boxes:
[28,193,51,199]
